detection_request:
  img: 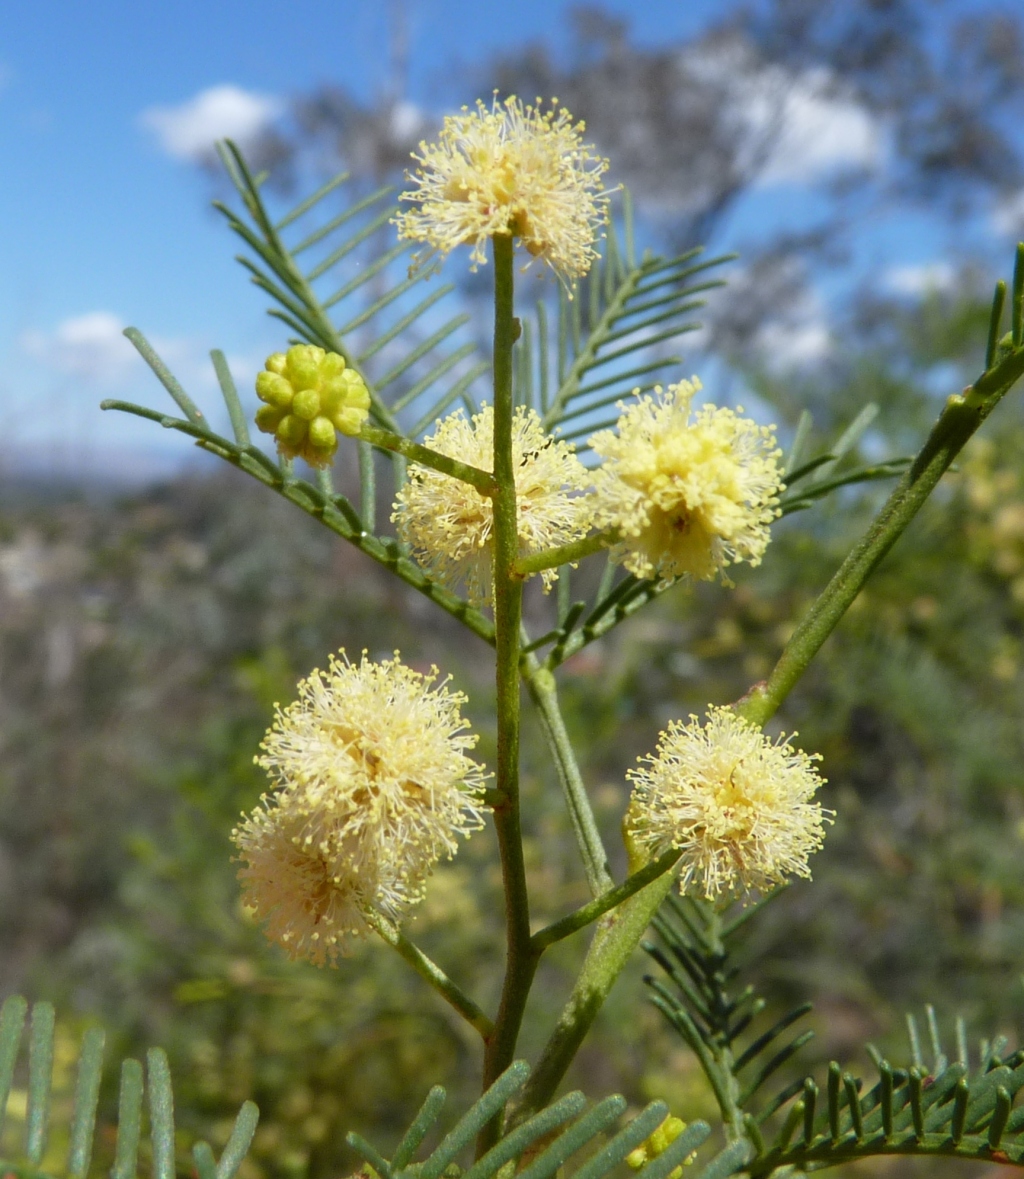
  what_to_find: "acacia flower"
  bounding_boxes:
[254,344,370,468]
[234,799,377,966]
[624,707,831,899]
[233,651,488,963]
[589,379,783,582]
[395,94,610,282]
[392,404,593,604]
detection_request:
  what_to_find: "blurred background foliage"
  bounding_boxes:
[7,2,1024,1177]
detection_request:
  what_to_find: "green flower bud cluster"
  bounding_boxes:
[254,345,371,468]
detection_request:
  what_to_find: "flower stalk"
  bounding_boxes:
[522,658,613,896]
[513,531,616,578]
[365,911,495,1040]
[360,422,497,496]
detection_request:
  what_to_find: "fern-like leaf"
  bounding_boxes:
[648,894,1024,1173]
[214,140,487,440]
[777,403,912,516]
[101,336,495,647]
[344,1060,712,1179]
[0,996,257,1179]
[743,1018,1024,1174]
[535,196,731,447]
[643,890,814,1129]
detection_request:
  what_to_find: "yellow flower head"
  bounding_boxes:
[392,404,593,605]
[234,800,377,966]
[625,707,831,899]
[395,95,610,282]
[590,379,784,582]
[233,651,488,963]
[254,344,370,468]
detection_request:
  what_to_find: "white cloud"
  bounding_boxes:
[882,262,956,297]
[140,85,283,162]
[753,284,832,371]
[993,191,1024,237]
[681,40,881,188]
[709,258,832,371]
[746,67,881,186]
[19,312,263,398]
[11,315,274,481]
[757,318,832,369]
[22,312,139,383]
[389,99,425,141]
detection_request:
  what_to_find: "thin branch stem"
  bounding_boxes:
[736,349,1024,729]
[531,851,680,952]
[514,339,1024,1126]
[521,657,613,896]
[366,913,494,1039]
[358,440,376,533]
[101,399,496,645]
[480,234,534,1146]
[360,423,497,494]
[513,532,615,578]
[514,872,678,1123]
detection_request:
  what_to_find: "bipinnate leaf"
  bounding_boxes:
[0,996,258,1179]
[344,1059,712,1179]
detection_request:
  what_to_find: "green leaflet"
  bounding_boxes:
[647,894,1024,1174]
[214,140,486,443]
[526,195,732,447]
[0,996,257,1179]
[777,401,912,517]
[101,333,495,647]
[344,1059,713,1179]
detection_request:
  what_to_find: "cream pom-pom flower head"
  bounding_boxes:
[395,94,610,282]
[625,707,831,900]
[590,379,784,583]
[234,800,378,967]
[393,404,593,605]
[233,651,488,963]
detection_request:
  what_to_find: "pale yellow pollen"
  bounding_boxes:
[590,378,784,583]
[625,707,831,899]
[392,404,593,605]
[394,94,610,283]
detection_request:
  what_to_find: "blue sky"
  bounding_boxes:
[1,0,1021,481]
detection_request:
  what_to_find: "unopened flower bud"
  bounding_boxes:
[255,371,293,409]
[292,388,322,420]
[308,416,337,451]
[287,345,321,390]
[254,345,371,468]
[254,404,284,434]
[277,413,307,448]
[626,1116,693,1179]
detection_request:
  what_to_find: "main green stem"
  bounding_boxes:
[481,234,534,1147]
